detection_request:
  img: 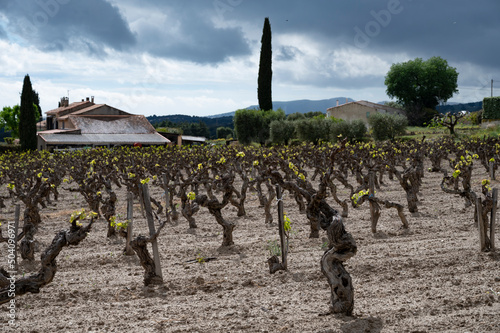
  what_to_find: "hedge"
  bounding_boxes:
[483,97,500,119]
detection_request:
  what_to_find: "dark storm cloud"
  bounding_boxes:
[135,11,251,64]
[204,0,500,68]
[2,0,499,73]
[1,0,136,55]
[121,1,253,64]
[203,0,500,89]
[340,0,500,69]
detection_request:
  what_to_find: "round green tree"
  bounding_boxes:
[385,56,458,126]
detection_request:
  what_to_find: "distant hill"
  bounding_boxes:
[208,97,354,118]
[436,101,483,114]
[147,114,233,139]
[378,101,483,114]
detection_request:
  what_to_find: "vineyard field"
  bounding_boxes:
[1,153,499,333]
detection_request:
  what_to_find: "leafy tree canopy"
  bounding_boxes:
[385,56,458,126]
[0,105,20,138]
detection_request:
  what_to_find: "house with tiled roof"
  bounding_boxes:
[37,97,170,151]
[326,100,405,126]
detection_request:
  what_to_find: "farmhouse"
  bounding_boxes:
[326,100,405,126]
[37,97,170,151]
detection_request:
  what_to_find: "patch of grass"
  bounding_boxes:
[397,124,499,141]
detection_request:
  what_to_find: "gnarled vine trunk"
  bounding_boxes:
[0,219,94,305]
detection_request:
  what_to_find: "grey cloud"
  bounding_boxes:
[276,66,384,90]
[0,25,6,39]
[205,0,500,69]
[276,46,302,61]
[138,14,251,64]
[2,0,500,75]
[1,0,136,55]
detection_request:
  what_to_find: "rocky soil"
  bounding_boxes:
[1,161,499,332]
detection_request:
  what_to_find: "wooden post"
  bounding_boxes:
[369,171,376,233]
[476,197,486,251]
[162,174,169,219]
[491,188,497,251]
[13,204,20,271]
[125,193,134,255]
[141,183,163,278]
[490,161,496,180]
[267,185,288,274]
[276,185,287,270]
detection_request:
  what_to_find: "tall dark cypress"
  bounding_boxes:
[19,74,37,151]
[258,17,273,111]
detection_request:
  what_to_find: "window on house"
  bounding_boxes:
[366,112,370,118]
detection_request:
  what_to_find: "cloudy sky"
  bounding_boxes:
[0,0,499,117]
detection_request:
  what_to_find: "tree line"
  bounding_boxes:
[1,75,41,150]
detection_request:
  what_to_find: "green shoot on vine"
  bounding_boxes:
[110,216,129,231]
[351,189,370,206]
[283,213,291,233]
[481,179,492,192]
[69,209,97,227]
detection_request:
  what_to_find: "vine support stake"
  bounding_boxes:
[490,161,496,180]
[491,188,497,251]
[13,204,20,271]
[277,185,288,270]
[476,196,486,251]
[141,183,163,279]
[125,193,134,256]
[368,170,377,233]
[162,174,170,219]
[267,185,287,274]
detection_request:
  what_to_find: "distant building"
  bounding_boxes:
[37,97,169,151]
[157,132,207,147]
[326,100,405,126]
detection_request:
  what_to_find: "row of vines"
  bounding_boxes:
[0,136,499,314]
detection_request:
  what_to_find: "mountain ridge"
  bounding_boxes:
[207,97,355,118]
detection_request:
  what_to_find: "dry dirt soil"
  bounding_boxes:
[1,161,500,333]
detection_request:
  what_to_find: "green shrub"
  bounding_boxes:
[331,120,367,143]
[0,144,22,153]
[270,120,296,145]
[234,108,285,145]
[295,118,332,144]
[304,111,325,119]
[368,112,408,141]
[350,120,368,140]
[459,110,482,125]
[286,112,305,121]
[216,127,233,139]
[483,97,500,119]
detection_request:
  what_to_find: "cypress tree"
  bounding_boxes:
[19,74,38,150]
[258,17,272,111]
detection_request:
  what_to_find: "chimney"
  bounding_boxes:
[336,99,339,107]
[60,97,69,107]
[91,96,94,103]
[86,97,90,102]
[346,98,348,104]
[82,99,84,102]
